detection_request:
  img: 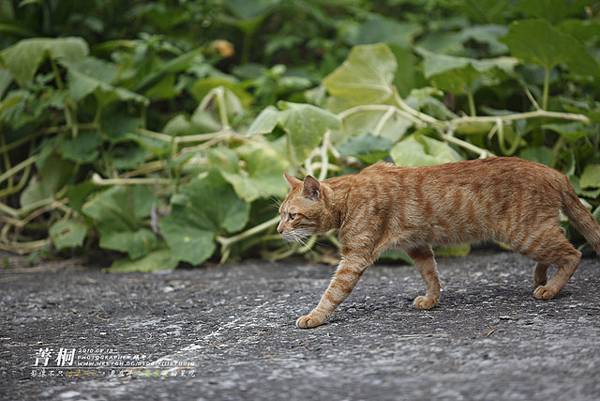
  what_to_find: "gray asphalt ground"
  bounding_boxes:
[1,251,600,401]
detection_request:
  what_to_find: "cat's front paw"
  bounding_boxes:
[533,285,558,300]
[296,313,325,329]
[413,295,438,310]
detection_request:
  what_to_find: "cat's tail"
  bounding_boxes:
[561,177,600,255]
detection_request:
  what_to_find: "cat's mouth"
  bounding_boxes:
[282,229,312,243]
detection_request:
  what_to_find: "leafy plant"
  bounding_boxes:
[0,0,598,271]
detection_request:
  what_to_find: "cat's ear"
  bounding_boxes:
[284,172,302,189]
[302,175,320,201]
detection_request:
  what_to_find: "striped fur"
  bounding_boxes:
[277,157,600,329]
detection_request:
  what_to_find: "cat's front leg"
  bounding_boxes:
[296,257,368,329]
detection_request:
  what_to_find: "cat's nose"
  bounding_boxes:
[277,222,284,234]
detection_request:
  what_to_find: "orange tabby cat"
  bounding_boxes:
[277,157,600,329]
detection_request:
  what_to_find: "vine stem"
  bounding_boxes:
[217,215,280,259]
[91,173,171,186]
[318,131,331,180]
[449,109,589,125]
[439,131,492,158]
[0,155,37,185]
[50,59,78,138]
[542,67,550,110]
[466,90,476,116]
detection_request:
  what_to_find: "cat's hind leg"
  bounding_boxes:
[533,263,549,288]
[407,246,441,310]
[518,227,581,300]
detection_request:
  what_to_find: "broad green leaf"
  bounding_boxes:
[159,218,215,266]
[98,227,157,259]
[380,249,413,264]
[337,108,412,143]
[224,0,278,20]
[391,135,462,167]
[323,43,397,107]
[144,74,178,100]
[247,106,280,135]
[216,142,289,202]
[352,16,421,48]
[515,0,589,23]
[278,101,340,163]
[82,185,156,259]
[101,110,143,141]
[502,19,599,77]
[519,146,555,167]
[108,249,179,273]
[191,77,253,108]
[543,122,591,141]
[580,164,600,189]
[418,31,464,55]
[559,19,600,44]
[67,60,148,106]
[459,25,508,55]
[160,171,250,265]
[392,46,417,97]
[435,244,471,257]
[59,131,102,163]
[421,50,517,94]
[338,134,392,164]
[20,153,74,207]
[405,88,457,120]
[0,37,88,85]
[49,219,88,250]
[0,68,11,99]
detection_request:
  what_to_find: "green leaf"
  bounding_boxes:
[66,60,148,106]
[0,68,12,99]
[338,134,392,164]
[108,249,179,273]
[580,164,600,189]
[392,46,417,97]
[515,0,589,23]
[390,135,462,167]
[98,227,157,259]
[160,171,250,265]
[82,185,157,259]
[352,16,421,48]
[101,110,143,141]
[190,77,253,108]
[216,142,289,202]
[278,101,340,163]
[0,37,88,85]
[323,43,397,108]
[247,106,280,135]
[337,107,412,143]
[501,19,599,77]
[59,131,102,163]
[459,25,508,55]
[20,153,74,207]
[380,249,413,264]
[49,219,88,250]
[435,244,471,257]
[542,122,591,141]
[519,146,555,167]
[421,50,517,94]
[159,218,215,266]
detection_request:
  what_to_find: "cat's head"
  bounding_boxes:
[277,173,335,242]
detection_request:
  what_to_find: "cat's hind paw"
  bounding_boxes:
[413,295,438,310]
[533,285,558,300]
[296,313,325,329]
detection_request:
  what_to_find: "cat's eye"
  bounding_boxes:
[288,213,297,220]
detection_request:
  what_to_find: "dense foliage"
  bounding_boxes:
[1,0,599,270]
